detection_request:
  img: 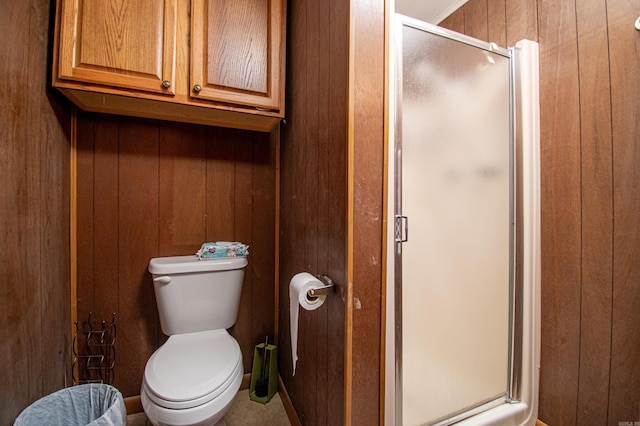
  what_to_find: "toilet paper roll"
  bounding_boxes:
[289,272,326,376]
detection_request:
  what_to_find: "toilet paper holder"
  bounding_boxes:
[307,275,334,299]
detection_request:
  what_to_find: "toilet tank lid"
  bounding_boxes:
[148,255,247,275]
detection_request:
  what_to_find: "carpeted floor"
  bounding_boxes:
[127,389,291,426]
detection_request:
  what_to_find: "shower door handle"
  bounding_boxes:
[395,215,408,243]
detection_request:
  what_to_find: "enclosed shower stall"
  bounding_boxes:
[386,15,540,425]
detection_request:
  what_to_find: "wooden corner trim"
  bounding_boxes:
[278,374,303,426]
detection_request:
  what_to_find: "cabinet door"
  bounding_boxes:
[57,0,177,95]
[191,0,284,110]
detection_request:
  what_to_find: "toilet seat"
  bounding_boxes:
[143,329,242,410]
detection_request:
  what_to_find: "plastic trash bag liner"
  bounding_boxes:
[14,383,125,426]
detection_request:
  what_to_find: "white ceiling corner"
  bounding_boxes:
[394,0,469,25]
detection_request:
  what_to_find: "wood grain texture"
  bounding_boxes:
[58,0,177,94]
[92,119,120,322]
[0,1,71,424]
[57,87,282,132]
[207,0,268,93]
[232,136,254,373]
[575,0,613,424]
[487,0,507,47]
[117,120,161,396]
[205,127,236,239]
[537,1,582,423]
[76,117,96,328]
[348,0,386,424]
[191,0,285,110]
[159,124,207,256]
[505,0,538,45]
[79,0,166,75]
[279,0,307,416]
[440,7,465,34]
[464,0,489,41]
[250,130,277,361]
[278,0,348,423]
[55,0,285,130]
[608,0,640,423]
[75,113,276,396]
[302,0,320,421]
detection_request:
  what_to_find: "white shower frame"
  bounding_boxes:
[384,14,541,426]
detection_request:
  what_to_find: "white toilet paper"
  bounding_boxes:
[289,272,327,376]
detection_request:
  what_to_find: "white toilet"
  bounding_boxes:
[141,255,248,426]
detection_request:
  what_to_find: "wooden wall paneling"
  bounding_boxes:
[289,3,309,282]
[280,0,308,418]
[314,1,331,423]
[0,1,70,423]
[21,11,45,411]
[116,120,160,396]
[302,0,321,423]
[74,114,278,396]
[205,127,235,240]
[464,0,489,41]
[76,116,96,329]
[536,0,582,424]
[278,0,351,423]
[250,130,277,356]
[574,0,613,424]
[92,117,120,322]
[277,91,292,380]
[1,1,41,416]
[608,0,640,422]
[158,124,206,257]
[24,3,46,406]
[440,7,465,33]
[76,114,123,378]
[279,0,349,424]
[233,136,255,373]
[487,0,507,47]
[278,128,303,413]
[277,122,293,391]
[505,0,538,45]
[349,0,385,424]
[302,281,320,426]
[326,1,348,423]
[205,127,279,373]
[35,1,71,396]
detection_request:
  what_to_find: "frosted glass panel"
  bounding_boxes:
[399,25,511,425]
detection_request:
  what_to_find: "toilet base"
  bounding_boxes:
[141,367,242,426]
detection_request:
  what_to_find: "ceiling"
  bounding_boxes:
[394,0,469,24]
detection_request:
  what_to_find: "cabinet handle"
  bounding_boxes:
[193,84,202,93]
[162,80,171,89]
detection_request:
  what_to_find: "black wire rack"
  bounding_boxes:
[72,312,116,385]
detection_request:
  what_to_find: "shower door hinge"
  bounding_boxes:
[395,215,408,243]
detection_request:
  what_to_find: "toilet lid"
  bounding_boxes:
[144,329,241,404]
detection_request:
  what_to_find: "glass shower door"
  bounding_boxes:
[395,17,513,425]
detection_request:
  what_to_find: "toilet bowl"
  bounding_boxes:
[141,330,243,426]
[142,255,248,426]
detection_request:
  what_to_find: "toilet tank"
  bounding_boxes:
[148,255,248,336]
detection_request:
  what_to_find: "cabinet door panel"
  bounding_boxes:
[191,0,284,110]
[58,0,176,95]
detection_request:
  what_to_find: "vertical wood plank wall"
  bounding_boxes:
[349,0,386,424]
[441,0,640,424]
[278,0,349,424]
[0,1,71,424]
[75,112,276,397]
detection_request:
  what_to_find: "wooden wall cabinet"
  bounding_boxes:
[53,0,286,132]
